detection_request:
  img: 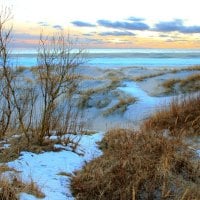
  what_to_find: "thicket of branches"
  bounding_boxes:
[0,7,85,147]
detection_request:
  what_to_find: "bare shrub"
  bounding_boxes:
[0,6,86,150]
[35,33,85,145]
[0,6,13,139]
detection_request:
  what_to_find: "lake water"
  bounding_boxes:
[9,48,200,69]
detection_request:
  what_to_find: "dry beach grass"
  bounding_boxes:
[0,167,45,200]
[71,95,200,200]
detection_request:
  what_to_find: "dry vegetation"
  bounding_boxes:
[0,6,85,153]
[71,95,200,200]
[142,95,200,137]
[71,129,200,200]
[0,175,45,199]
[184,65,200,71]
[1,5,200,200]
[127,65,200,83]
[162,73,200,94]
[78,73,133,110]
[132,71,168,81]
[103,97,137,116]
[0,165,44,199]
[161,79,180,94]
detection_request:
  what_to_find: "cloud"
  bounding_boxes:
[53,25,63,30]
[83,33,94,36]
[159,34,169,38]
[72,21,96,27]
[99,31,136,36]
[154,19,183,32]
[181,26,200,33]
[38,21,49,27]
[127,17,145,22]
[79,38,107,45]
[155,19,200,34]
[97,19,149,30]
[165,39,187,43]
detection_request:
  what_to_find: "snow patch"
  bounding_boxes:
[8,132,104,200]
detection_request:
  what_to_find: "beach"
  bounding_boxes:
[2,48,200,199]
[8,48,200,131]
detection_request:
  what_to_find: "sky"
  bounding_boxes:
[2,0,200,49]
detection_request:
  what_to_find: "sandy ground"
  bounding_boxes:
[77,65,200,131]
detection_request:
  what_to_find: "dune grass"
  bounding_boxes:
[78,76,124,109]
[103,97,137,116]
[162,73,200,94]
[184,65,200,71]
[0,177,45,200]
[142,94,200,137]
[0,166,44,200]
[14,66,28,74]
[71,95,200,200]
[161,79,180,94]
[71,129,199,200]
[129,66,200,83]
[179,74,200,92]
[132,71,168,82]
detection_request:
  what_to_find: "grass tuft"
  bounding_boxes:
[142,95,200,137]
[0,175,44,199]
[103,97,137,116]
[162,73,200,94]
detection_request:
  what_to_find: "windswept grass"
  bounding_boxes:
[14,66,28,74]
[142,95,200,137]
[162,79,180,94]
[133,71,168,82]
[71,94,200,199]
[103,97,137,116]
[162,73,200,94]
[179,74,200,92]
[71,129,199,200]
[0,167,44,199]
[184,65,200,71]
[78,77,123,109]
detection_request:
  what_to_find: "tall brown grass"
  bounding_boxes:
[71,129,199,200]
[143,95,200,137]
[71,95,200,199]
[0,174,44,199]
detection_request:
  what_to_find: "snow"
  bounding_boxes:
[197,149,200,157]
[8,132,104,200]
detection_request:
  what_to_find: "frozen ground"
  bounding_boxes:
[1,65,200,199]
[8,132,104,200]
